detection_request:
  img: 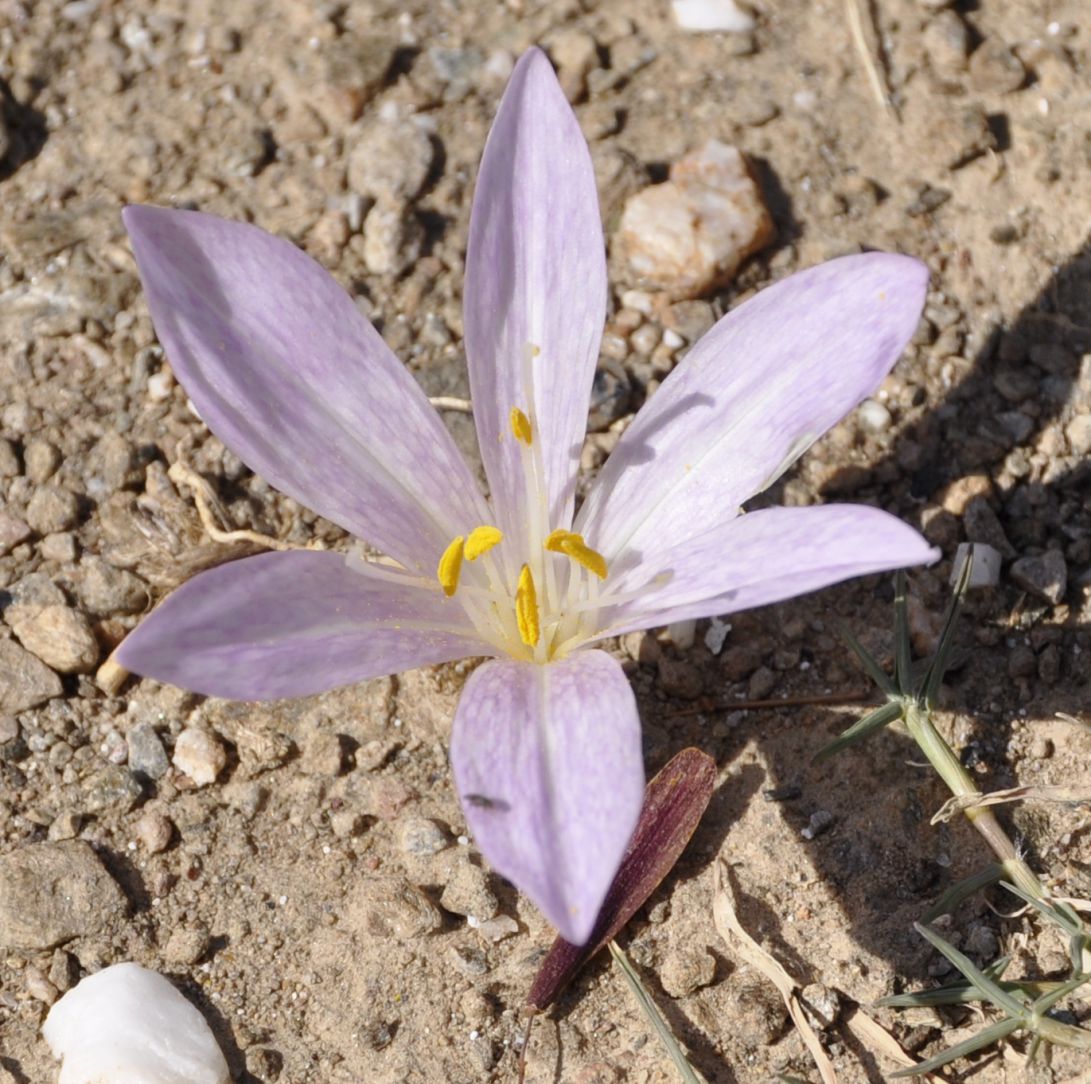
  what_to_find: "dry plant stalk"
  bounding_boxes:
[712,856,838,1084]
[932,783,1091,825]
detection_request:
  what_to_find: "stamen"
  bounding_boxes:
[510,406,533,445]
[464,525,503,561]
[437,536,465,597]
[544,530,608,580]
[515,564,540,647]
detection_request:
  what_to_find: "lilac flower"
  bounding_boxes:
[119,48,935,944]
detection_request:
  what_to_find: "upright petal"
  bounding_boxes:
[117,551,489,700]
[450,651,643,944]
[595,505,937,637]
[124,206,490,574]
[463,48,607,553]
[577,254,928,563]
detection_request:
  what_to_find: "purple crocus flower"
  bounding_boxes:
[119,48,935,944]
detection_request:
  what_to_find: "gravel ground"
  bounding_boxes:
[1,1,1089,1081]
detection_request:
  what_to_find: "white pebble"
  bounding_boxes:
[704,618,731,655]
[671,0,755,32]
[42,962,229,1084]
[172,727,226,787]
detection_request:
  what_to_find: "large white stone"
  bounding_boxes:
[616,140,773,299]
[43,963,229,1084]
[671,0,756,32]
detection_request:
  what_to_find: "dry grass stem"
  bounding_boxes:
[712,856,839,1084]
[932,784,1091,825]
[844,0,898,120]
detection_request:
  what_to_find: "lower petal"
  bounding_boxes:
[450,651,644,945]
[598,504,938,636]
[117,551,488,700]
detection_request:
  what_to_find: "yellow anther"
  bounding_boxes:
[437,536,465,597]
[465,524,503,561]
[515,564,540,648]
[510,406,533,445]
[544,530,608,580]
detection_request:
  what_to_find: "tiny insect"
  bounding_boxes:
[464,793,511,812]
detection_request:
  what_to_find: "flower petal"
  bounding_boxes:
[463,48,607,553]
[124,206,489,574]
[597,505,937,636]
[450,650,643,944]
[117,551,488,700]
[578,254,929,563]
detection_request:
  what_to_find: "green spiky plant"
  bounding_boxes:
[816,550,1091,1074]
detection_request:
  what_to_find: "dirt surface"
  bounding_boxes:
[2,1,1090,1081]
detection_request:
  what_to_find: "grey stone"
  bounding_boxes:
[1010,550,1067,605]
[0,638,63,713]
[950,543,1001,588]
[963,496,1015,557]
[660,942,716,998]
[347,121,435,203]
[0,840,127,951]
[83,765,143,813]
[77,557,149,615]
[969,41,1025,94]
[398,816,449,857]
[127,721,171,779]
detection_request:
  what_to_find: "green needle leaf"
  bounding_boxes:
[876,955,1013,1008]
[913,923,1025,1017]
[922,863,1004,921]
[840,625,896,695]
[812,700,903,763]
[919,548,973,707]
[998,882,1085,939]
[890,1018,1019,1077]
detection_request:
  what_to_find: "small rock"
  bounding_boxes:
[312,36,398,124]
[25,484,80,534]
[25,966,59,1005]
[728,975,788,1044]
[6,603,99,673]
[398,816,449,857]
[930,104,996,169]
[1029,736,1054,759]
[0,437,19,476]
[476,914,519,943]
[657,656,704,699]
[330,809,368,839]
[84,431,136,497]
[126,721,171,779]
[361,200,423,277]
[440,856,499,921]
[671,0,756,32]
[23,439,61,483]
[963,496,1014,557]
[857,398,892,432]
[963,923,999,959]
[354,876,442,941]
[245,1046,283,1080]
[546,28,599,102]
[722,640,765,681]
[84,765,143,814]
[0,511,32,555]
[347,120,435,203]
[363,776,416,821]
[1010,550,1067,605]
[941,474,993,515]
[747,665,778,700]
[800,982,841,1029]
[969,41,1026,94]
[616,139,773,299]
[923,10,970,74]
[163,925,210,965]
[802,809,834,840]
[134,809,173,854]
[47,811,82,842]
[40,532,77,563]
[173,727,227,786]
[299,731,345,777]
[0,840,127,951]
[1064,414,1091,455]
[0,639,63,714]
[950,543,1001,588]
[660,943,716,998]
[48,949,80,993]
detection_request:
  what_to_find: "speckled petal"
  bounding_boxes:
[450,650,643,944]
[597,504,937,636]
[464,48,607,556]
[117,551,488,700]
[578,254,929,565]
[124,206,489,575]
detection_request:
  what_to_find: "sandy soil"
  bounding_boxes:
[1,1,1089,1081]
